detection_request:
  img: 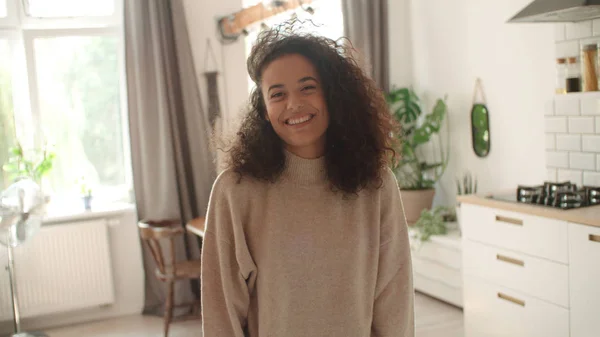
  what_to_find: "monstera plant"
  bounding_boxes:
[386,87,450,225]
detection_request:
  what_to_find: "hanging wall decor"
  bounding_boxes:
[203,39,220,130]
[471,78,491,158]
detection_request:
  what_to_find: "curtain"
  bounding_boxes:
[342,0,390,92]
[124,0,216,315]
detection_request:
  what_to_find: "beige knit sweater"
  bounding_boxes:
[201,151,414,337]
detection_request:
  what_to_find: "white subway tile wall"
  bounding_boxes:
[584,171,600,186]
[558,169,583,186]
[565,21,593,40]
[581,96,600,115]
[555,40,579,58]
[546,22,600,187]
[547,168,557,182]
[569,152,596,170]
[556,134,581,151]
[545,134,556,150]
[545,117,567,133]
[582,135,600,152]
[594,19,600,36]
[555,95,580,115]
[546,151,569,168]
[568,117,595,134]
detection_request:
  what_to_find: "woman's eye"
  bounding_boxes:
[271,92,284,99]
[302,85,316,91]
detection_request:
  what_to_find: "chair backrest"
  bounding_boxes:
[138,220,184,276]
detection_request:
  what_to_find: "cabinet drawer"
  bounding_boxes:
[464,276,569,337]
[463,240,568,307]
[569,222,600,337]
[461,203,568,263]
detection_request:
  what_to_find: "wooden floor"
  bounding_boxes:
[44,292,463,337]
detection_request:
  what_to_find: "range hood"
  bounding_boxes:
[508,0,600,23]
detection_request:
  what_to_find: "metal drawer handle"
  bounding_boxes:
[589,234,600,243]
[498,292,525,307]
[495,215,523,226]
[496,254,525,267]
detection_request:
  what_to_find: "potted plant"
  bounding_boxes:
[76,175,93,211]
[386,88,450,225]
[2,141,56,199]
[455,171,477,228]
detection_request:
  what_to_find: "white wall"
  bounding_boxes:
[183,0,249,139]
[390,0,555,205]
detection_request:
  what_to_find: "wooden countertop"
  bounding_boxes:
[457,194,600,228]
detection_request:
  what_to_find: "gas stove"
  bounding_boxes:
[491,181,600,210]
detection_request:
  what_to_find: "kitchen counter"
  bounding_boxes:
[457,194,600,228]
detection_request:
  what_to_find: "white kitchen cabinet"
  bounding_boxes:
[463,276,569,337]
[461,203,568,263]
[568,222,600,337]
[463,240,569,307]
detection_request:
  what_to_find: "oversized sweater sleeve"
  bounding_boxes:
[371,169,415,337]
[201,171,256,337]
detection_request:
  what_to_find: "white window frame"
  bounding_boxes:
[0,0,133,203]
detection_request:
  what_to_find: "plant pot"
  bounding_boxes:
[83,195,92,210]
[399,188,436,226]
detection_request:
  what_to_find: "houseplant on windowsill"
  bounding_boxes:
[76,175,93,211]
[2,141,56,202]
[386,88,449,226]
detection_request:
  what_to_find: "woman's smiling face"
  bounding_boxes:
[260,53,329,159]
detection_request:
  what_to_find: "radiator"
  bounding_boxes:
[0,219,115,320]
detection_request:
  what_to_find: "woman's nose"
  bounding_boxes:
[286,94,303,111]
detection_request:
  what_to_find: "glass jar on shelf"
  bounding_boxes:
[581,43,599,92]
[556,57,567,94]
[566,56,581,93]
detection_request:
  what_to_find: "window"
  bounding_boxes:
[0,0,131,205]
[243,0,345,92]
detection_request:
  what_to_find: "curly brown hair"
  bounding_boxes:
[224,21,399,194]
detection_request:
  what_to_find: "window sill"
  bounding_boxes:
[43,201,136,225]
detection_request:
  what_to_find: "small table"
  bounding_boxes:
[186,217,206,237]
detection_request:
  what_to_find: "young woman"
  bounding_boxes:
[201,24,414,337]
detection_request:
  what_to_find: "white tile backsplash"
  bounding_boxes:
[545,117,568,133]
[582,135,600,152]
[569,152,596,170]
[555,96,580,115]
[558,169,583,186]
[583,171,600,186]
[545,134,556,150]
[566,21,593,40]
[581,96,600,115]
[568,117,596,133]
[555,24,566,41]
[556,134,581,151]
[594,19,600,36]
[546,22,600,185]
[547,168,557,182]
[555,40,580,58]
[547,151,569,168]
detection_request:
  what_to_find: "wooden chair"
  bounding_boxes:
[138,220,202,337]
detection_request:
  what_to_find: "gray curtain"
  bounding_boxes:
[342,0,390,92]
[124,0,216,315]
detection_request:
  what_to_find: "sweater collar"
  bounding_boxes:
[282,149,327,185]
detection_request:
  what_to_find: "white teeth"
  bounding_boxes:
[287,115,313,125]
